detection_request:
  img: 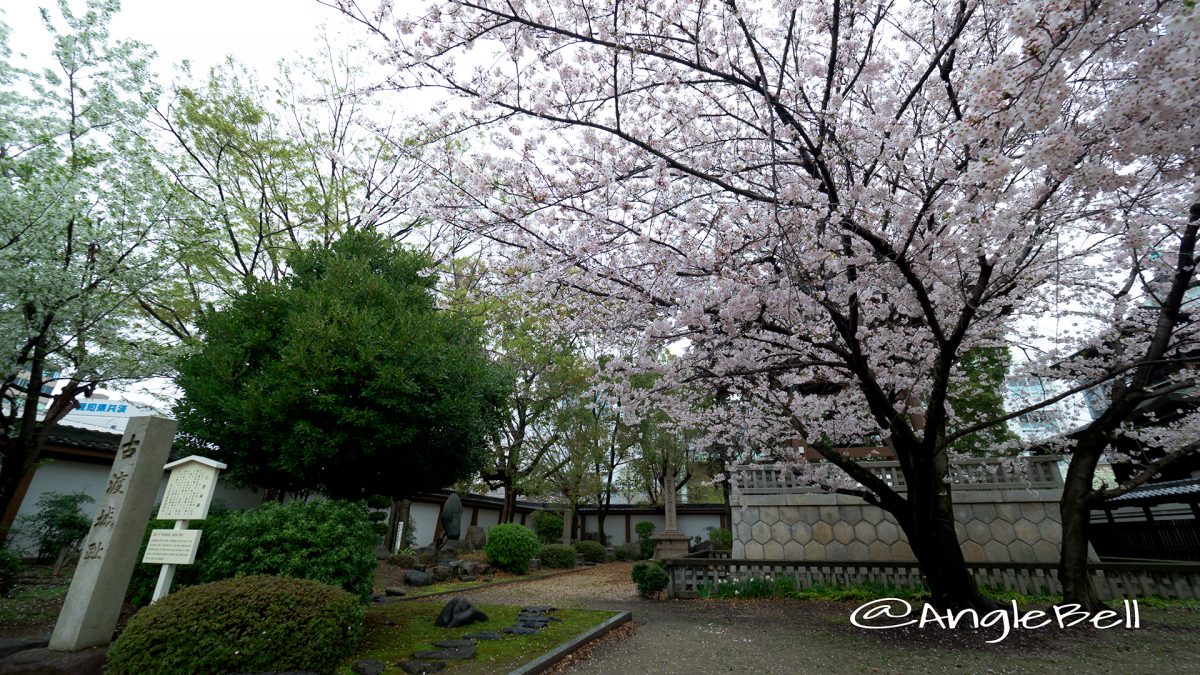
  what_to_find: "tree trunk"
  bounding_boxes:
[1060,446,1104,610]
[560,506,573,545]
[500,481,517,523]
[0,448,33,545]
[385,498,412,552]
[900,468,997,611]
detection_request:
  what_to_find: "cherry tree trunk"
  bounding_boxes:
[900,472,997,611]
[500,481,518,523]
[1059,448,1104,611]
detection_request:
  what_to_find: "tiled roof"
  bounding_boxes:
[46,426,122,452]
[1105,478,1200,504]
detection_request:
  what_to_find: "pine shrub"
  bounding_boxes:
[631,560,668,598]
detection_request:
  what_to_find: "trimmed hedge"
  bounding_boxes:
[106,575,364,675]
[708,527,733,550]
[538,544,576,569]
[574,540,607,563]
[485,523,541,574]
[533,511,563,544]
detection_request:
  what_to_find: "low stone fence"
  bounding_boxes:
[659,556,1200,601]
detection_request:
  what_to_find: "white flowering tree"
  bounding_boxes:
[0,1,184,534]
[330,0,1199,609]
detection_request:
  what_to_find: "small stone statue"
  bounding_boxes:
[436,493,463,552]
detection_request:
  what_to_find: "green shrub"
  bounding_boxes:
[574,540,606,563]
[533,511,564,544]
[0,549,22,596]
[612,546,631,561]
[538,544,576,569]
[707,527,733,550]
[635,520,656,559]
[106,575,364,675]
[631,561,668,599]
[23,492,92,563]
[200,500,378,599]
[485,523,541,574]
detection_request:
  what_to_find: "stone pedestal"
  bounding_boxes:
[651,530,691,560]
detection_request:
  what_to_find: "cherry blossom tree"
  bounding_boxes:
[329,0,1199,610]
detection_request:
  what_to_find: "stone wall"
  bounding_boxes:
[732,489,1080,563]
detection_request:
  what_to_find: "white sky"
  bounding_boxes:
[2,0,353,78]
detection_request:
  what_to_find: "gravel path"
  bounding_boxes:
[440,563,1200,675]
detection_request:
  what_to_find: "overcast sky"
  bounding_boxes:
[2,0,354,78]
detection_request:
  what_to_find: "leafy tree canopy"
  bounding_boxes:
[174,229,511,500]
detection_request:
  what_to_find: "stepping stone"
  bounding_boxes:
[504,625,540,635]
[462,631,502,641]
[431,639,476,648]
[459,575,476,582]
[397,660,447,674]
[384,587,406,597]
[519,619,550,628]
[522,605,556,613]
[351,659,386,675]
[412,645,476,660]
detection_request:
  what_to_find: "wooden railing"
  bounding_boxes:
[734,455,1064,494]
[660,555,1200,601]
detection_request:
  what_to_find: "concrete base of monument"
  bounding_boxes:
[651,530,691,560]
[0,646,107,675]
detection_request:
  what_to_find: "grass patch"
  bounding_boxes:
[0,564,71,631]
[339,601,617,673]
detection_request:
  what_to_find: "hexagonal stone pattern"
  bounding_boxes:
[868,541,891,561]
[990,520,1016,545]
[1008,541,1036,562]
[825,542,848,561]
[745,541,764,559]
[966,520,990,544]
[961,541,985,562]
[811,521,834,545]
[854,521,876,543]
[833,521,855,545]
[771,521,790,544]
[840,505,862,523]
[847,541,869,560]
[1020,503,1048,523]
[763,541,784,559]
[1013,519,1040,544]
[890,541,914,560]
[1032,541,1058,561]
[752,521,771,545]
[876,521,899,544]
[983,541,1008,561]
[790,521,812,542]
[759,506,779,525]
[780,506,800,524]
[804,540,825,559]
[863,507,884,525]
[783,541,805,560]
[1038,518,1062,544]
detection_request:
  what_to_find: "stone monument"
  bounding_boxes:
[652,459,691,560]
[48,416,177,651]
[437,493,463,554]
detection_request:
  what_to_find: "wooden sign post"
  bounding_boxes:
[148,456,226,603]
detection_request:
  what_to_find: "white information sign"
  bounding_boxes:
[143,529,203,565]
[158,459,221,520]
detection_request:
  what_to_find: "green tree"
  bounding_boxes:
[0,2,183,535]
[945,347,1018,456]
[173,229,510,500]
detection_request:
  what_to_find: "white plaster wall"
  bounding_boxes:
[408,501,442,547]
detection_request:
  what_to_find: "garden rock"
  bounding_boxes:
[430,639,476,648]
[459,575,476,582]
[523,605,556,613]
[384,587,406,597]
[397,660,446,674]
[462,631,501,641]
[431,565,455,582]
[413,645,476,660]
[441,493,463,540]
[465,525,487,549]
[351,658,386,675]
[404,569,434,586]
[503,626,539,635]
[434,597,489,628]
